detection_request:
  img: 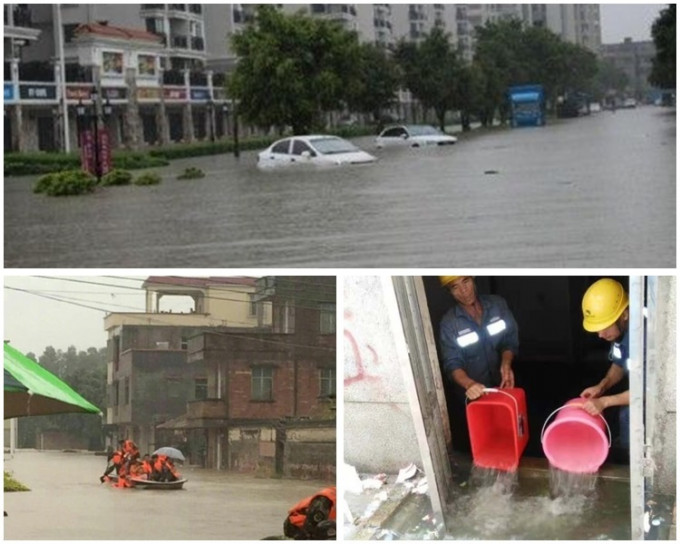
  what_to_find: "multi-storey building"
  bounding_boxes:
[4,4,604,152]
[103,276,266,456]
[600,38,658,102]
[103,276,336,478]
[160,276,337,477]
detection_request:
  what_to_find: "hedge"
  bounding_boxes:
[34,169,97,196]
[5,151,168,177]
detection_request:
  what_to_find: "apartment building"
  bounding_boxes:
[600,38,658,102]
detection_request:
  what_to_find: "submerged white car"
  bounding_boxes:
[375,124,458,148]
[257,135,376,168]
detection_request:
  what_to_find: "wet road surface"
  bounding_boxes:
[4,450,332,540]
[4,106,675,268]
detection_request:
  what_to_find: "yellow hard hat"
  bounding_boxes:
[439,276,462,288]
[582,279,629,332]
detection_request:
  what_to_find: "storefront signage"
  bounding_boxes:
[164,88,187,100]
[137,87,160,100]
[66,86,95,100]
[103,88,127,100]
[98,130,113,176]
[4,83,14,100]
[190,88,211,101]
[19,84,56,100]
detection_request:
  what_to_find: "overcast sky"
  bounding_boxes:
[600,4,665,44]
[5,276,149,355]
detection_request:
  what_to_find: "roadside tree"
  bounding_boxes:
[394,27,461,131]
[229,6,362,134]
[649,4,676,89]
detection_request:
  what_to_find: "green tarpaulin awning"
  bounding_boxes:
[4,343,101,419]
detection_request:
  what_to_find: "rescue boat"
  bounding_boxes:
[105,474,187,489]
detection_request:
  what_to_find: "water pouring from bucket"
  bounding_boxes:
[466,387,529,472]
[541,399,612,474]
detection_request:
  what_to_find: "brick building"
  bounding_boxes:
[160,276,336,478]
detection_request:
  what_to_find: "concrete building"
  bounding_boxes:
[103,276,336,478]
[600,38,658,102]
[160,276,337,478]
[541,4,601,52]
[103,276,267,457]
[344,275,675,539]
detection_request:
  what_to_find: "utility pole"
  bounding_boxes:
[54,4,70,153]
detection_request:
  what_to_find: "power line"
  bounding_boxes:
[6,285,336,354]
[32,275,337,312]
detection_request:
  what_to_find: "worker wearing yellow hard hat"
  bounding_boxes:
[438,276,519,403]
[580,278,630,448]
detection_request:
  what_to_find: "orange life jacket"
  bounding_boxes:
[288,487,337,528]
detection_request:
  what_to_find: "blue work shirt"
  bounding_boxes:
[439,294,519,388]
[609,330,630,448]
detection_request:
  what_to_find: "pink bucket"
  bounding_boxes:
[541,398,611,473]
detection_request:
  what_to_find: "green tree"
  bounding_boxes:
[394,27,461,131]
[229,5,363,134]
[17,346,106,450]
[650,4,676,89]
[592,59,629,100]
[346,43,400,126]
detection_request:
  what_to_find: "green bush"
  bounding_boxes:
[134,172,162,186]
[34,172,58,194]
[33,169,97,196]
[112,151,169,170]
[100,169,133,186]
[177,166,206,180]
[4,471,30,492]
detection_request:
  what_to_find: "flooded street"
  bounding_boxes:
[4,106,675,268]
[4,450,331,540]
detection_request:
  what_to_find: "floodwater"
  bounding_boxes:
[383,468,631,540]
[3,449,332,540]
[4,106,675,268]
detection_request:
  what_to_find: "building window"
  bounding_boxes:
[319,368,336,398]
[113,380,119,407]
[274,300,295,334]
[124,377,130,405]
[249,294,257,317]
[251,367,274,401]
[181,336,188,350]
[167,377,182,399]
[319,303,336,334]
[195,378,208,400]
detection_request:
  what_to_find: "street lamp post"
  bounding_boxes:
[207,99,215,143]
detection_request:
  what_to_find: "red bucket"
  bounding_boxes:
[466,387,529,472]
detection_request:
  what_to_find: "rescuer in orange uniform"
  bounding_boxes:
[283,486,336,540]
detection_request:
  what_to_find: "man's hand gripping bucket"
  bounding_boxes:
[540,399,612,474]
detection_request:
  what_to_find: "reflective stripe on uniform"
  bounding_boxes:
[486,319,507,336]
[456,331,479,347]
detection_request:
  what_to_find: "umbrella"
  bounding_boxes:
[4,343,101,419]
[152,447,185,461]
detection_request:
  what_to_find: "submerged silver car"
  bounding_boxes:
[257,135,376,168]
[375,124,458,148]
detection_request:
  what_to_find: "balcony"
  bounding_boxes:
[4,5,41,43]
[141,4,164,10]
[191,36,204,51]
[172,35,188,49]
[187,399,227,420]
[169,4,187,12]
[409,8,427,21]
[188,4,202,15]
